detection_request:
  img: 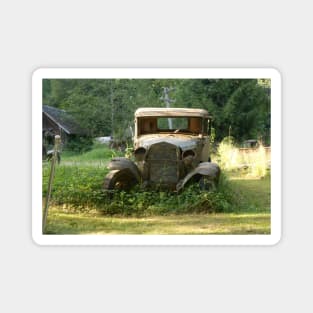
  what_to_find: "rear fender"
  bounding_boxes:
[176,162,221,191]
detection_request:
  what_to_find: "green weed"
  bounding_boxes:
[43,162,246,217]
[61,144,123,162]
[43,145,270,217]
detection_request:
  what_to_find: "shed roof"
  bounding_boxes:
[135,107,210,118]
[43,105,87,135]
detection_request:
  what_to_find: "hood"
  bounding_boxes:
[136,134,202,151]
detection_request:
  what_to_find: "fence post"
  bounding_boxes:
[42,135,61,233]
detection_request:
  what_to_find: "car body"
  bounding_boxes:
[104,108,220,191]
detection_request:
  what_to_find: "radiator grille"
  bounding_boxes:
[147,142,179,186]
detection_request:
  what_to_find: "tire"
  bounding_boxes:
[103,169,138,191]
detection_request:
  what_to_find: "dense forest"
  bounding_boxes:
[43,78,271,145]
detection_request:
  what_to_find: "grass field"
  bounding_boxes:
[45,210,270,234]
[43,144,271,235]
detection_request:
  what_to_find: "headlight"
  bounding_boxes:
[134,147,146,162]
[182,150,195,166]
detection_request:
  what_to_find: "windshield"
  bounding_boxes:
[157,117,188,130]
[137,117,204,135]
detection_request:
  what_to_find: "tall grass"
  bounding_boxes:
[43,161,240,216]
[214,137,268,178]
[61,144,123,163]
[215,137,241,171]
[43,141,270,216]
[102,174,238,216]
[248,145,268,178]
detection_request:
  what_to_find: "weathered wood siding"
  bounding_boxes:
[43,113,61,135]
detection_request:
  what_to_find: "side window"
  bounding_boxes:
[188,118,202,133]
[140,118,157,134]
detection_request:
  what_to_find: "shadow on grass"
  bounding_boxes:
[45,209,270,235]
[228,173,271,213]
[43,168,271,235]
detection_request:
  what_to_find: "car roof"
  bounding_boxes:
[135,107,210,118]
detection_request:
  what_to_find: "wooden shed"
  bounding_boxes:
[43,105,87,146]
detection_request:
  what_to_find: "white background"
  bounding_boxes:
[0,0,311,312]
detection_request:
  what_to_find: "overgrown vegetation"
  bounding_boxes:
[64,136,94,153]
[99,174,241,216]
[214,137,269,178]
[43,144,270,217]
[43,165,240,216]
[42,142,271,234]
[61,143,123,162]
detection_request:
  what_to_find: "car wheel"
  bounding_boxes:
[103,169,137,191]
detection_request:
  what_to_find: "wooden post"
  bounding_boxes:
[42,135,61,233]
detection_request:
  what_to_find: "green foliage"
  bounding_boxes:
[43,78,271,144]
[62,143,123,161]
[223,80,270,142]
[43,154,241,216]
[64,136,93,153]
[44,146,270,234]
[43,164,108,210]
[100,183,237,217]
[43,142,271,217]
[230,175,271,213]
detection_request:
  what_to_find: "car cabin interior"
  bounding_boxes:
[137,117,204,135]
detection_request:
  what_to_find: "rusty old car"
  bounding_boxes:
[104,107,220,191]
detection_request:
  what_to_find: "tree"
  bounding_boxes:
[42,78,271,145]
[223,80,270,142]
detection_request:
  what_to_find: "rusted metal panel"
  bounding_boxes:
[176,162,221,191]
[136,134,200,151]
[146,142,180,186]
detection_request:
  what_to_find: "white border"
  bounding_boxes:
[32,68,281,246]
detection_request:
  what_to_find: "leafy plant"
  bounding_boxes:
[65,136,93,153]
[43,145,269,217]
[43,158,240,216]
[43,78,270,143]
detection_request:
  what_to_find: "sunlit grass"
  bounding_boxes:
[43,142,271,234]
[230,174,270,212]
[45,208,270,235]
[213,137,269,178]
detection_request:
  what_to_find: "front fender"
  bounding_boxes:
[176,162,221,191]
[107,157,141,182]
